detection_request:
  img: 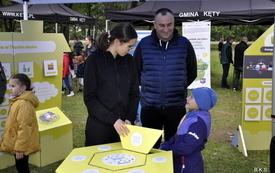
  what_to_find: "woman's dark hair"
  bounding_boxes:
[64,52,75,69]
[68,52,74,70]
[86,36,94,42]
[10,73,32,91]
[96,22,137,51]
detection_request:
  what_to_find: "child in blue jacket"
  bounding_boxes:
[159,87,217,173]
[76,55,85,92]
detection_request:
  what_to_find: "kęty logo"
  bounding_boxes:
[179,11,221,18]
[70,17,86,23]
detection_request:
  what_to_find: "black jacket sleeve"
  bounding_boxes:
[0,61,6,104]
[186,42,197,86]
[126,58,140,123]
[226,46,233,63]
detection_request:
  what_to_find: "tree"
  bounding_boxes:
[211,25,270,41]
[69,2,140,40]
[0,0,19,32]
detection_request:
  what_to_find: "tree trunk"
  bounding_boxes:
[61,24,70,46]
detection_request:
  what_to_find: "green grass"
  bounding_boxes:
[0,49,270,173]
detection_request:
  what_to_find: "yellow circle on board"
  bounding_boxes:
[266,90,272,101]
[265,107,272,119]
[1,121,5,128]
[248,90,260,101]
[202,53,207,57]
[0,108,7,115]
[247,107,259,119]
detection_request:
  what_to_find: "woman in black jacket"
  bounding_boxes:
[83,22,139,146]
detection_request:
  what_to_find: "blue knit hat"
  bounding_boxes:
[191,87,217,111]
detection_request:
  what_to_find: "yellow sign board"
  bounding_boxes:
[120,124,163,154]
[242,24,274,150]
[0,20,71,170]
[30,107,73,167]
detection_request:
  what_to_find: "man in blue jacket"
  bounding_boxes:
[134,8,197,148]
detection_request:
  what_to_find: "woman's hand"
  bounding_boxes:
[15,152,24,160]
[114,119,130,137]
[124,119,132,125]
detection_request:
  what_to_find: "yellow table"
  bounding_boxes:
[56,142,173,173]
[56,125,173,173]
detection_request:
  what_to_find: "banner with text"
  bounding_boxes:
[182,21,211,89]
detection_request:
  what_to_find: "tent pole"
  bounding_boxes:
[23,0,28,20]
[55,23,58,33]
[105,20,109,32]
[93,25,95,39]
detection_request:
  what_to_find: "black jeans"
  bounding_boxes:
[140,108,186,148]
[15,155,30,173]
[221,63,230,87]
[233,67,243,89]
